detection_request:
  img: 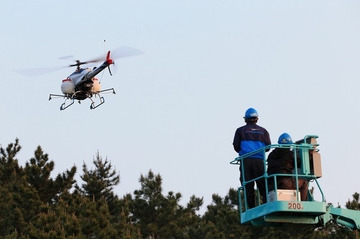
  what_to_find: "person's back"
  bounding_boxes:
[267,147,297,190]
[233,108,271,208]
[234,122,270,159]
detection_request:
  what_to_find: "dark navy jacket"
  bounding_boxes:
[233,122,271,159]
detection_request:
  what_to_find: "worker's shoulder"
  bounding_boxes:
[248,123,269,132]
[236,123,269,133]
[255,124,267,129]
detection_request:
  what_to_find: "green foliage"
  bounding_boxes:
[199,188,252,238]
[346,192,360,211]
[25,145,76,203]
[107,193,142,238]
[0,138,22,184]
[77,151,120,202]
[0,139,41,237]
[128,170,204,238]
[0,139,360,238]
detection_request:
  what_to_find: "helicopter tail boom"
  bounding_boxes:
[84,51,114,81]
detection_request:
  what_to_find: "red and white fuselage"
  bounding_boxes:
[61,68,101,95]
[59,51,113,100]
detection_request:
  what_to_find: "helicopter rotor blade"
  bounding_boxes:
[111,46,144,59]
[80,46,144,66]
[58,55,74,60]
[15,46,143,77]
[15,66,67,77]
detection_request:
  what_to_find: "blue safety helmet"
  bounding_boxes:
[244,108,259,119]
[278,133,293,144]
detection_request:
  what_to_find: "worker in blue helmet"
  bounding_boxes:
[267,133,308,201]
[278,133,292,144]
[233,107,271,208]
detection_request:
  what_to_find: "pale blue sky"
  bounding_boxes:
[1,0,360,211]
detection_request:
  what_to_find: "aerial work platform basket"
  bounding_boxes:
[230,135,360,230]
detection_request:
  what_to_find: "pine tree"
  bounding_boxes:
[29,192,84,238]
[73,152,123,237]
[106,193,142,238]
[77,151,120,202]
[129,170,203,238]
[78,196,117,238]
[0,138,22,184]
[346,192,360,210]
[200,188,251,238]
[25,145,76,203]
[0,139,41,237]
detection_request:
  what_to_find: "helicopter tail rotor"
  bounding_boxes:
[106,51,113,64]
[106,51,114,76]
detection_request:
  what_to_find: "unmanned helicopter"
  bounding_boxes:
[52,47,143,110]
[18,46,143,110]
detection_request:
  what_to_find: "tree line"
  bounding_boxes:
[0,139,359,238]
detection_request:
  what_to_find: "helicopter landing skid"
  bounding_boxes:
[49,93,75,110]
[89,88,116,109]
[60,98,75,110]
[90,96,105,109]
[49,88,116,111]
